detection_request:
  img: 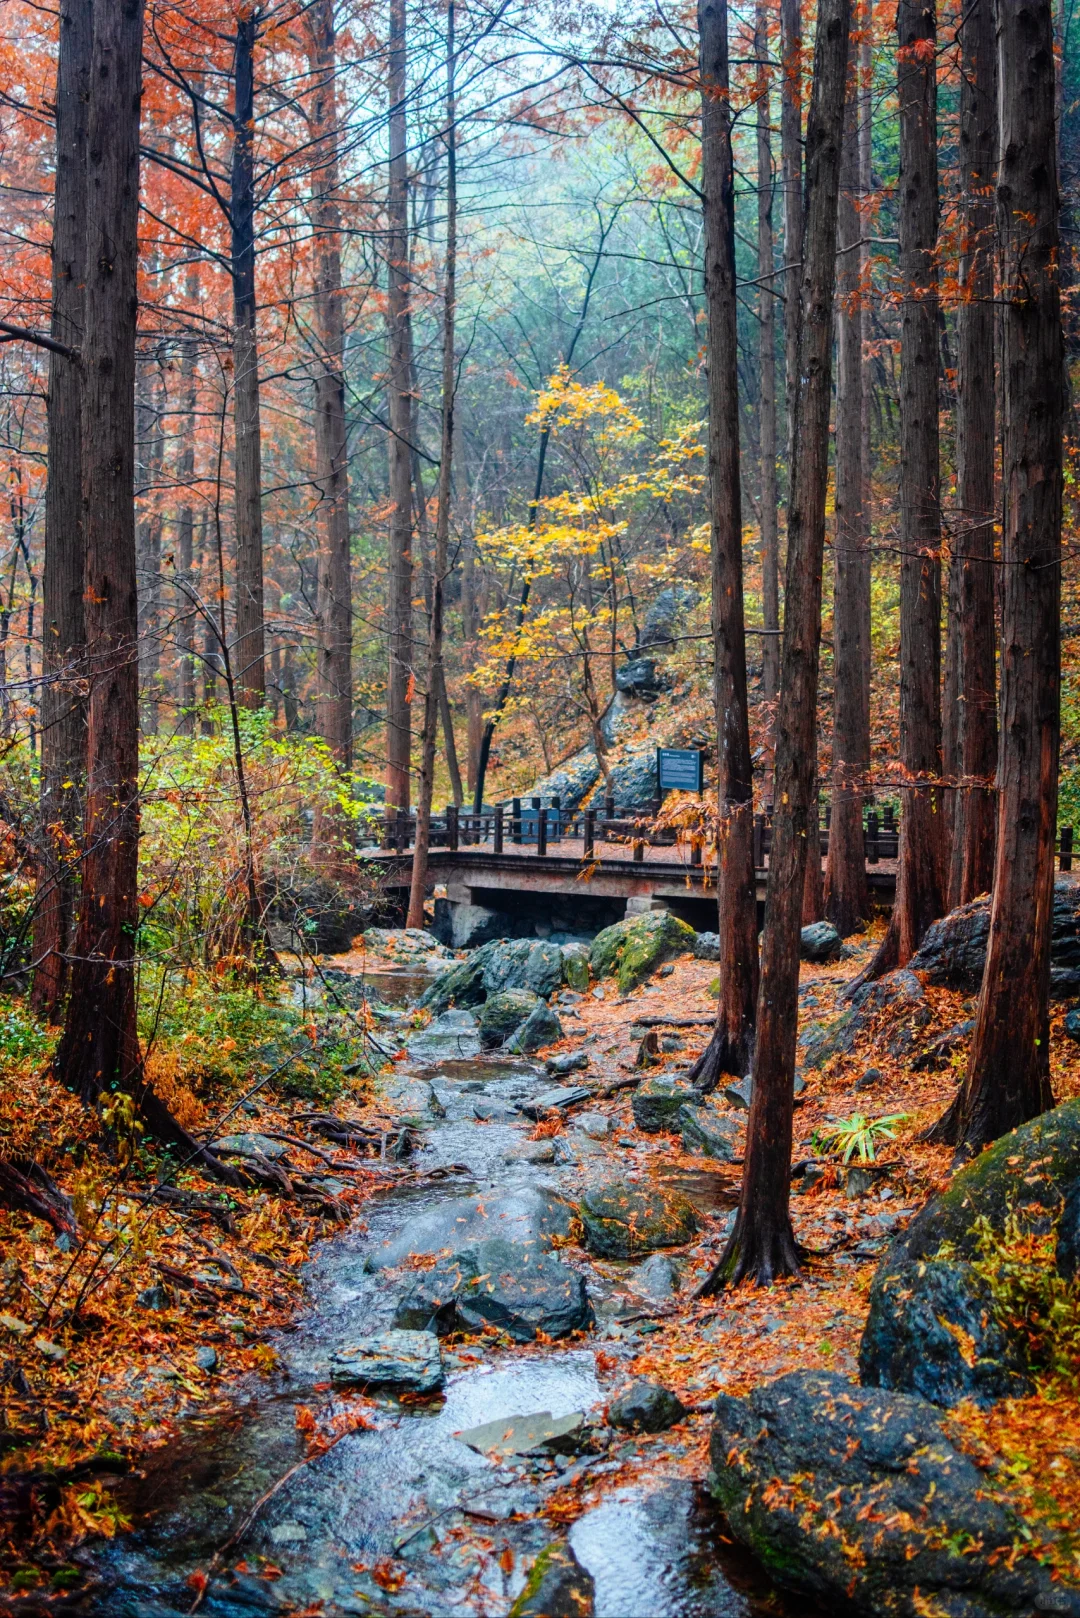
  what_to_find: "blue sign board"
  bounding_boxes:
[656,747,704,793]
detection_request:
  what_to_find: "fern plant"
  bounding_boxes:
[814,1112,909,1164]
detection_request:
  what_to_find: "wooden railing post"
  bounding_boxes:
[753,813,764,868]
[494,803,504,854]
[866,810,879,865]
[583,808,595,859]
[604,793,615,823]
[537,806,548,856]
[511,796,521,845]
[446,803,459,852]
[1061,825,1074,872]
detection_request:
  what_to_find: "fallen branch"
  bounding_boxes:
[0,1158,77,1236]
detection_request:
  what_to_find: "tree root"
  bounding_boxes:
[0,1158,77,1236]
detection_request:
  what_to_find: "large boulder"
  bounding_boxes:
[405,1009,481,1064]
[504,998,563,1054]
[578,1183,699,1259]
[366,1188,575,1271]
[601,749,660,808]
[709,1370,1064,1617]
[859,1257,1032,1408]
[799,969,930,1069]
[632,1073,700,1132]
[888,1098,1080,1265]
[1058,1181,1080,1279]
[420,936,580,1015]
[395,1239,592,1342]
[909,879,1080,998]
[418,947,491,1013]
[679,1099,742,1161]
[478,988,542,1047]
[800,921,842,962]
[589,911,695,993]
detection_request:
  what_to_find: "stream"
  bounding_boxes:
[84,965,802,1618]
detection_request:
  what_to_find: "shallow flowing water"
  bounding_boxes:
[83,964,803,1617]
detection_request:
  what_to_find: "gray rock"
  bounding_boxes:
[194,1346,218,1373]
[579,1183,699,1259]
[630,1253,680,1301]
[523,940,566,998]
[366,1187,575,1270]
[518,1086,594,1120]
[679,1100,741,1161]
[137,1285,168,1311]
[392,1255,474,1334]
[505,1139,558,1165]
[722,1077,752,1110]
[859,1257,1032,1407]
[546,1049,590,1076]
[504,998,563,1054]
[268,1521,307,1546]
[638,583,698,651]
[561,943,591,991]
[910,879,1080,998]
[709,1370,1064,1617]
[453,1238,593,1341]
[855,1067,882,1091]
[510,1541,596,1618]
[406,1008,481,1064]
[614,656,661,697]
[526,749,602,815]
[456,1411,590,1460]
[609,1380,686,1433]
[911,1018,976,1071]
[213,1132,290,1161]
[632,1073,700,1132]
[1065,1007,1080,1043]
[603,749,660,808]
[1058,1180,1080,1279]
[446,902,505,949]
[801,969,930,1068]
[800,921,843,962]
[693,931,721,961]
[479,988,541,1047]
[379,1073,441,1120]
[329,1329,443,1394]
[572,1112,609,1139]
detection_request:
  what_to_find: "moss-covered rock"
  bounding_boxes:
[560,942,591,991]
[509,1542,594,1617]
[478,988,541,1047]
[578,1182,699,1258]
[631,1073,700,1132]
[504,998,563,1054]
[588,911,695,993]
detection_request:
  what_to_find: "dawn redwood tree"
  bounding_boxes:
[175,269,200,733]
[825,70,871,935]
[386,0,414,815]
[231,7,266,706]
[32,0,91,1018]
[687,0,758,1090]
[408,0,456,930]
[947,0,998,907]
[756,0,780,708]
[305,0,353,785]
[855,0,943,984]
[700,0,851,1290]
[55,0,239,1183]
[934,0,1062,1154]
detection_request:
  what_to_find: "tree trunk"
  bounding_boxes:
[701,0,851,1292]
[176,275,199,735]
[781,0,803,475]
[462,534,483,795]
[231,9,266,706]
[856,0,944,985]
[757,0,780,708]
[386,0,414,813]
[306,0,352,780]
[947,0,998,907]
[825,73,871,935]
[686,0,758,1094]
[935,0,1061,1155]
[32,0,91,1019]
[136,359,164,735]
[407,1,456,929]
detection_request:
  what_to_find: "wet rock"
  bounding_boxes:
[709,1369,1063,1617]
[859,1257,1032,1407]
[406,1008,481,1064]
[1065,1007,1080,1043]
[722,1077,752,1110]
[608,1380,686,1433]
[632,1073,700,1132]
[379,1072,442,1121]
[800,921,842,963]
[393,1254,477,1334]
[888,1098,1080,1264]
[505,1139,558,1165]
[194,1346,218,1373]
[268,1520,307,1546]
[366,1187,575,1270]
[213,1132,290,1161]
[800,969,930,1069]
[137,1285,168,1311]
[418,948,491,1013]
[1058,1181,1080,1279]
[679,1099,741,1161]
[454,1238,593,1341]
[504,998,563,1054]
[572,1112,609,1139]
[546,1049,590,1076]
[456,1411,592,1461]
[561,942,591,991]
[524,941,565,998]
[910,879,1080,997]
[553,1135,606,1165]
[579,1183,699,1259]
[518,1086,594,1120]
[694,931,721,961]
[510,1541,596,1618]
[479,988,541,1047]
[589,911,696,993]
[329,1329,443,1395]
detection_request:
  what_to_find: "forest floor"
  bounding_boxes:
[3,923,1080,1605]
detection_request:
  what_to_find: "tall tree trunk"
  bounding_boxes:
[934,0,1061,1154]
[702,0,851,1292]
[176,276,199,735]
[306,0,352,779]
[386,0,414,813]
[947,0,998,907]
[781,0,803,469]
[859,0,873,788]
[136,359,164,735]
[687,0,758,1092]
[825,72,871,934]
[757,0,780,707]
[32,0,91,1019]
[462,533,483,795]
[408,0,456,929]
[231,8,266,706]
[856,0,944,985]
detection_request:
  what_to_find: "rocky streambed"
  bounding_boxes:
[80,963,803,1618]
